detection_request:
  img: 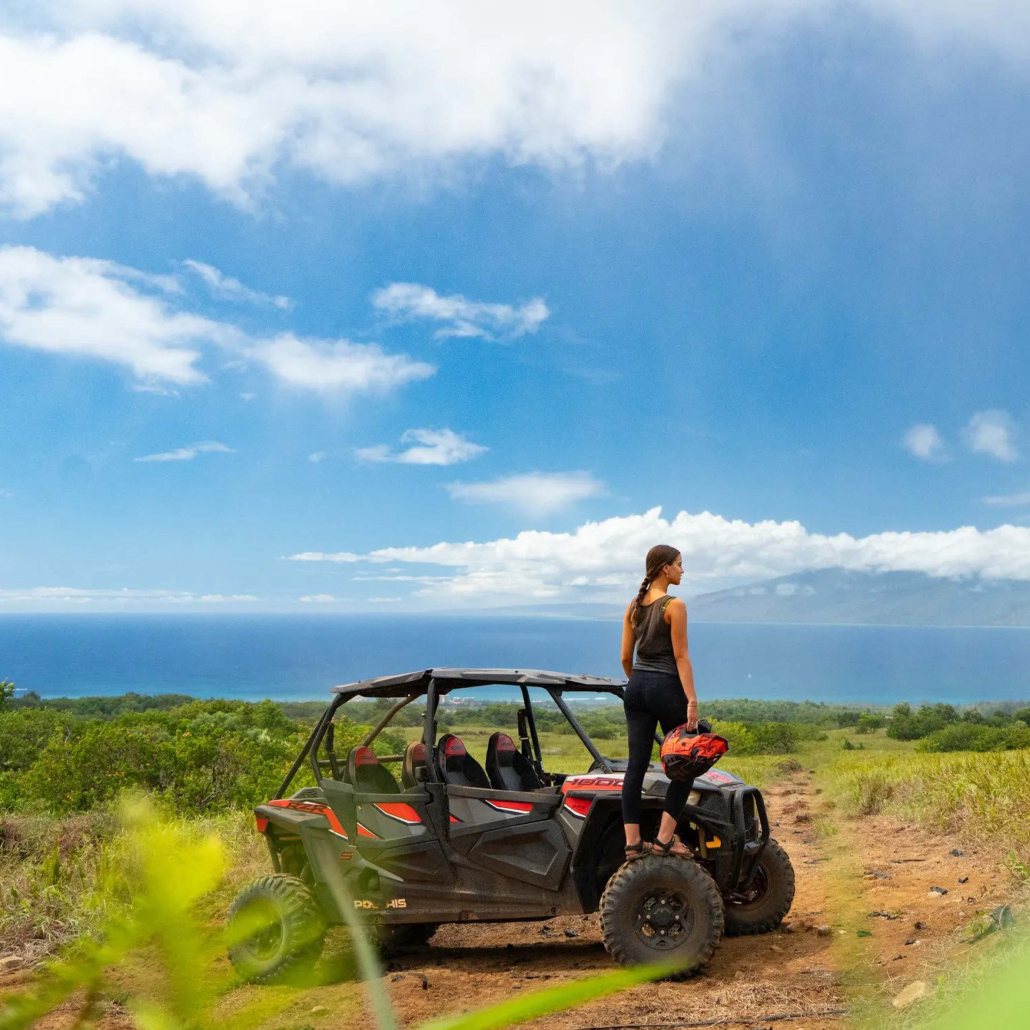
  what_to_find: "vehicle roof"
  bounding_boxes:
[332,667,626,699]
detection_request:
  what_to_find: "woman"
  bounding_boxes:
[620,544,698,859]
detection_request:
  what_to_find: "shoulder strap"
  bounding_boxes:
[660,596,673,616]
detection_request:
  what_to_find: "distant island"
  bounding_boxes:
[688,569,1030,627]
[481,569,1030,627]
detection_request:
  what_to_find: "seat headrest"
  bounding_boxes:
[485,730,543,792]
[402,740,427,789]
[436,733,490,789]
[347,745,400,794]
[492,733,517,764]
[349,745,379,773]
[443,735,467,758]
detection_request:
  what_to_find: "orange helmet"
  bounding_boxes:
[660,723,729,782]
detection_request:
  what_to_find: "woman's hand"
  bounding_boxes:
[686,698,699,732]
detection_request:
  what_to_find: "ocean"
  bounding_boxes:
[1,615,1029,706]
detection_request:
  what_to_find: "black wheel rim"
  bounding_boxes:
[632,887,694,950]
[240,899,284,961]
[728,864,768,909]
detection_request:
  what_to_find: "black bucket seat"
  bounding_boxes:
[435,734,490,789]
[485,732,542,792]
[346,745,400,794]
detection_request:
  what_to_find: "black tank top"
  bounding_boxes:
[632,595,678,675]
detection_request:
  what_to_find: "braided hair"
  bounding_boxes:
[630,544,681,627]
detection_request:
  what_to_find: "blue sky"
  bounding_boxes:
[1,2,1030,610]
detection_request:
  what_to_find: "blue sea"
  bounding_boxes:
[1,615,1029,706]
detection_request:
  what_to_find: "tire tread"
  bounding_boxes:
[599,855,724,979]
[227,874,326,984]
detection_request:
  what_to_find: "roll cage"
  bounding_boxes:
[276,667,633,799]
[266,666,772,907]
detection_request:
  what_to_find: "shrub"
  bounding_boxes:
[917,723,1030,753]
[855,712,884,734]
[0,709,67,772]
[887,702,961,740]
[709,720,819,755]
[0,699,401,816]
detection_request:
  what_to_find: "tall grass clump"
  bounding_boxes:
[0,807,265,957]
[829,750,1030,850]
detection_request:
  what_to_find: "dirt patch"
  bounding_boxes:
[4,771,1023,1030]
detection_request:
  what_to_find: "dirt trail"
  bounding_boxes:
[2,769,1022,1030]
[374,769,846,1030]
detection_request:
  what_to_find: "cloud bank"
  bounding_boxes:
[0,587,258,605]
[3,3,1028,217]
[291,507,1030,603]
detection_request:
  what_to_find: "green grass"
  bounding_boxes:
[0,808,267,957]
[827,746,1030,852]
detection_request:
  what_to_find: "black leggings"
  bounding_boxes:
[621,669,694,826]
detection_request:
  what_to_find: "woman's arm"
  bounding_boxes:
[620,603,635,678]
[667,598,698,730]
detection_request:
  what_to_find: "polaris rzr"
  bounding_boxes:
[228,668,794,982]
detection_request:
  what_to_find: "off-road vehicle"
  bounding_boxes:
[228,668,794,982]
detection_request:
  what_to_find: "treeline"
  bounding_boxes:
[0,693,404,816]
[887,702,1030,753]
[347,697,828,753]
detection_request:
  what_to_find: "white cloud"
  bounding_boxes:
[447,471,605,515]
[183,259,292,309]
[368,596,403,603]
[0,586,258,605]
[2,3,1028,217]
[300,593,337,602]
[134,440,235,462]
[0,246,434,394]
[0,246,222,384]
[356,428,487,466]
[371,283,549,341]
[291,506,1030,605]
[308,451,328,463]
[982,489,1030,507]
[963,410,1019,462]
[247,333,434,392]
[903,423,947,462]
[286,551,362,563]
